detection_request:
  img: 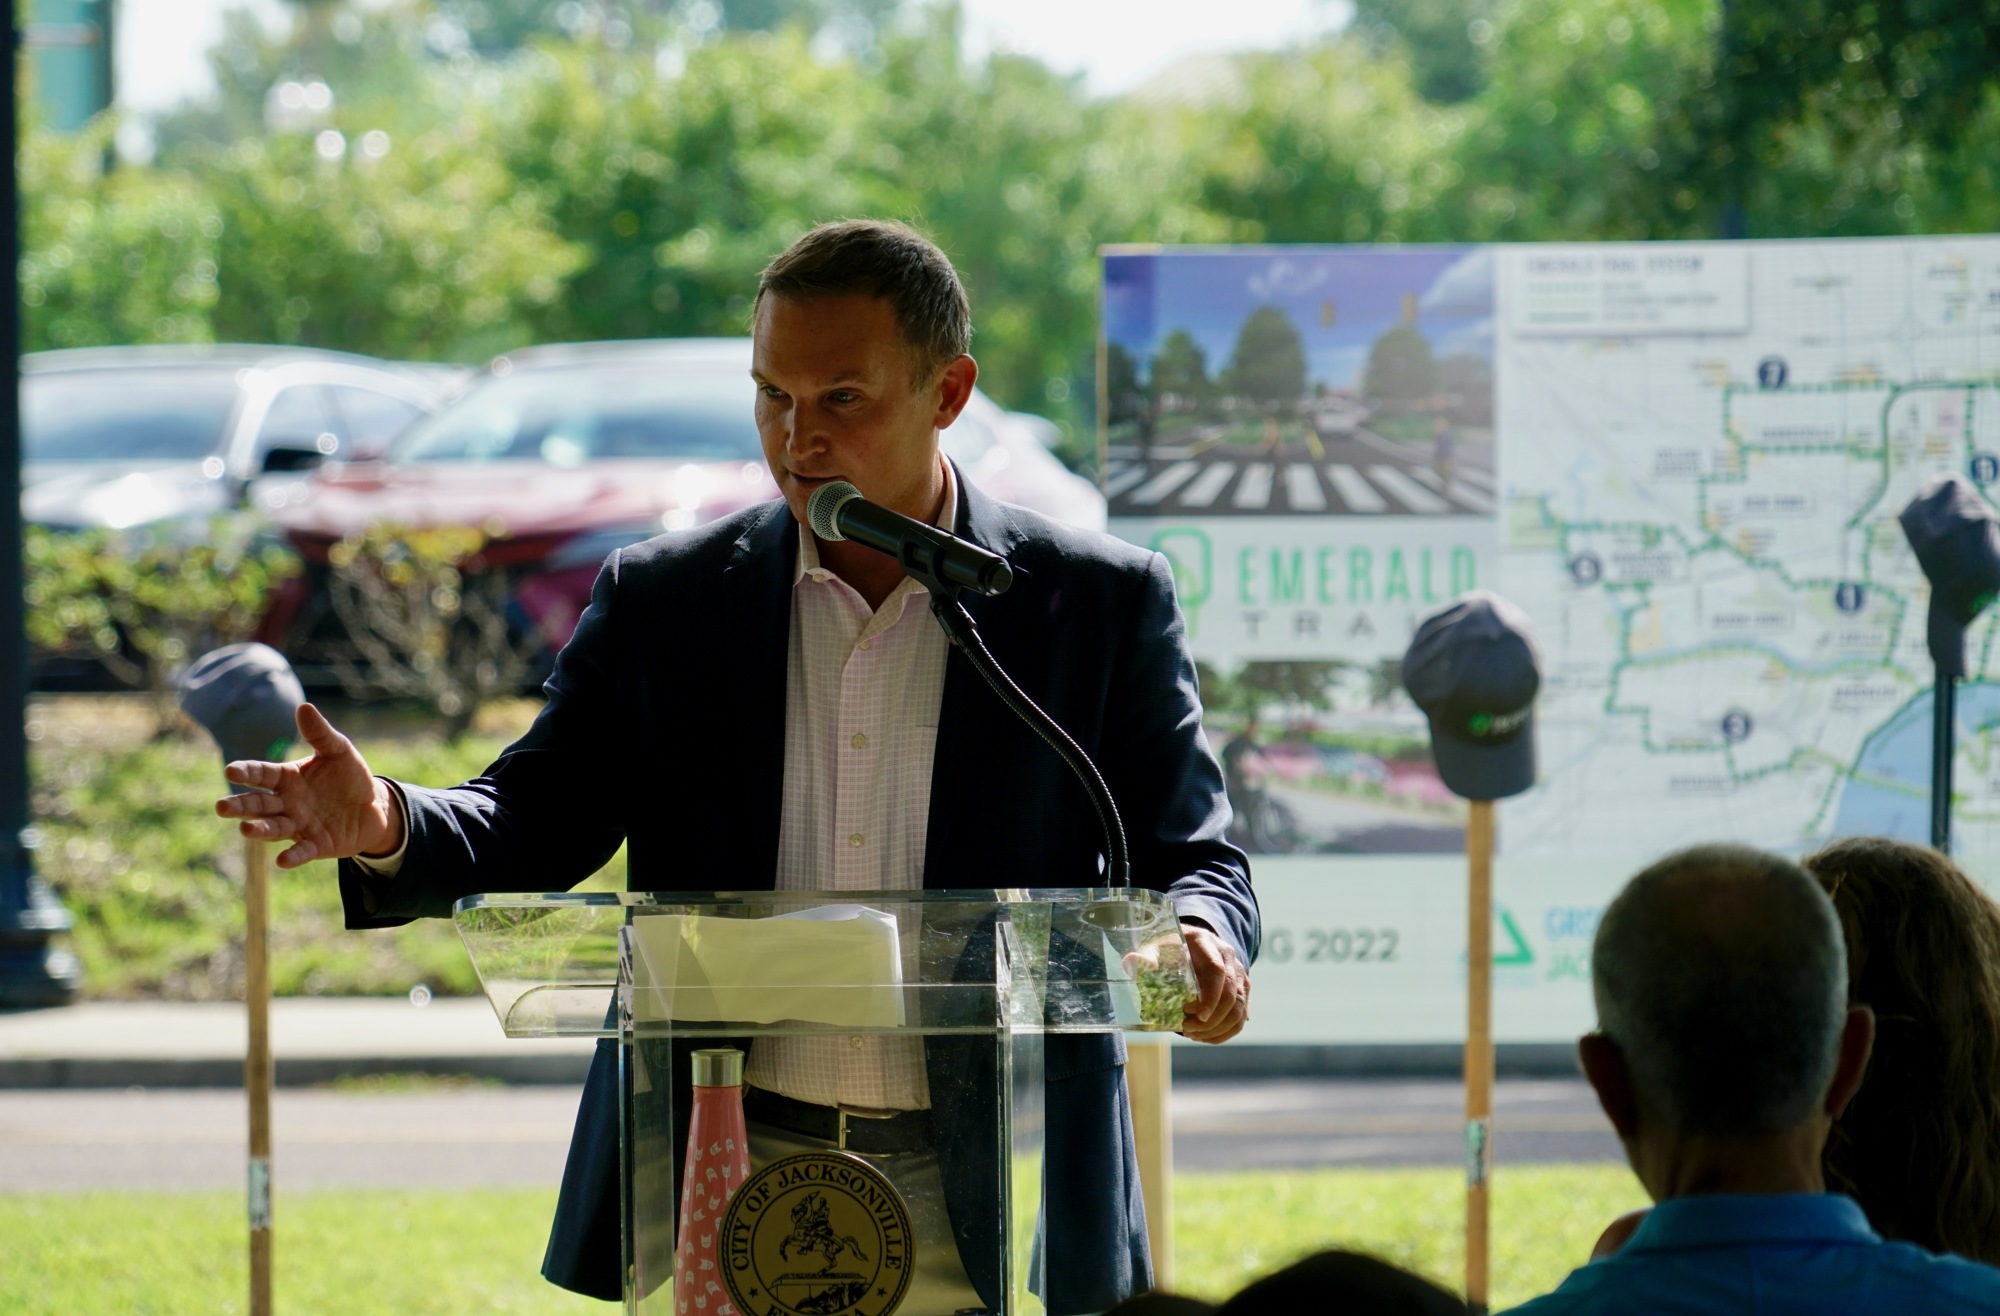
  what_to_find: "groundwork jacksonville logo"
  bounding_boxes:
[720,1151,913,1316]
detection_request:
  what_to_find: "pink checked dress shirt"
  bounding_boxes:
[740,470,958,1112]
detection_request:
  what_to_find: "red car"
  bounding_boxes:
[261,339,1103,683]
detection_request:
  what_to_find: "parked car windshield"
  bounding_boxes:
[24,367,241,463]
[391,365,762,466]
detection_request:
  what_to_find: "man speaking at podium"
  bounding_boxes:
[215,220,1257,1312]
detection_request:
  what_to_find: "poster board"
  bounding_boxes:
[1104,236,2000,1042]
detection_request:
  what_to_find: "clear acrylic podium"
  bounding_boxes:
[454,888,1193,1316]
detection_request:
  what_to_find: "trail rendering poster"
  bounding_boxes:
[1102,246,1497,857]
[1103,235,2000,868]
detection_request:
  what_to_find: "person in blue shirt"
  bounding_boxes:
[1508,843,2000,1315]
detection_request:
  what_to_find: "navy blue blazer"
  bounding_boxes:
[338,474,1258,1311]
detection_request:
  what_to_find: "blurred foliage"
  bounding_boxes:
[862,12,1205,428]
[1224,307,1309,411]
[18,122,220,351]
[194,130,583,359]
[24,518,301,728]
[1364,322,1438,406]
[1191,39,1466,246]
[483,31,877,346]
[1104,341,1147,435]
[24,528,119,664]
[32,695,625,999]
[20,0,2000,454]
[1150,328,1214,416]
[324,523,542,739]
[1455,0,1715,240]
[1717,0,2000,166]
[1352,0,1496,103]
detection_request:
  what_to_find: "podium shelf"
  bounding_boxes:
[454,888,1196,1039]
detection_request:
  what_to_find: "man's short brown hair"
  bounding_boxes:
[756,220,971,383]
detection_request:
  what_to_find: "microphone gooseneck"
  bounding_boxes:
[803,478,1130,889]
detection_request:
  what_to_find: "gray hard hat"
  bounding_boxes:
[177,643,305,790]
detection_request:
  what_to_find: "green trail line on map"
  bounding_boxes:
[1518,372,2000,842]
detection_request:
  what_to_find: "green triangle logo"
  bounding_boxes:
[1495,907,1534,967]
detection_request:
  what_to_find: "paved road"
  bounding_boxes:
[0,1087,584,1192]
[1105,429,1495,519]
[0,1079,1618,1192]
[1261,783,1467,856]
[1173,1077,1619,1172]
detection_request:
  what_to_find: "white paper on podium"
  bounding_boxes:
[620,905,905,1027]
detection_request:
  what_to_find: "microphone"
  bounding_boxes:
[806,480,1013,597]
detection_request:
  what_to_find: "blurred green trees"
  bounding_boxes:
[24,0,2000,453]
[1225,307,1309,411]
[20,124,220,350]
[196,130,583,360]
[1364,321,1438,409]
[1150,329,1214,418]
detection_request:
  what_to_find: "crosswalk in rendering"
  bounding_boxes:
[1106,456,1494,517]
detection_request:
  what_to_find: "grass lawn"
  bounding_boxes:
[1171,1164,1647,1307]
[1,1165,1645,1314]
[0,1189,611,1316]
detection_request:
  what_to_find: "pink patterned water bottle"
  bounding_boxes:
[677,1047,751,1315]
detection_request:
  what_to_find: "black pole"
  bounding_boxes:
[1934,675,1956,854]
[0,4,80,1007]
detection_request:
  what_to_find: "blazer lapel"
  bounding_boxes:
[922,471,1030,887]
[722,503,796,889]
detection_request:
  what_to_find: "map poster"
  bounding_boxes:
[1496,235,2000,860]
[1101,246,1498,856]
[1101,234,2000,1044]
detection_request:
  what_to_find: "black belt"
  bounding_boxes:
[743,1084,934,1156]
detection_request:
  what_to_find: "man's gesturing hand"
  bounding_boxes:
[1182,924,1250,1044]
[213,703,404,871]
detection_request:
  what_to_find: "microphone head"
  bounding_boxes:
[806,480,862,542]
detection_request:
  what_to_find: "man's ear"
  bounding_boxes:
[932,354,978,430]
[1824,1005,1876,1120]
[1579,1031,1640,1141]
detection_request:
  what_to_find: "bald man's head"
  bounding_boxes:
[1593,844,1848,1136]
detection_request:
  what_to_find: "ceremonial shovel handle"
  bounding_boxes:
[246,836,273,1316]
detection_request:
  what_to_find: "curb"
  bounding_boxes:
[1172,1042,1582,1081]
[0,1051,594,1089]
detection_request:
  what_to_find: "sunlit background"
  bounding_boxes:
[7,1,1997,1312]
[30,0,1983,455]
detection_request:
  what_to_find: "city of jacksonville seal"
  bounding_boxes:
[720,1150,913,1316]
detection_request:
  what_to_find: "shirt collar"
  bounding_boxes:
[794,459,959,588]
[1625,1194,1880,1255]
